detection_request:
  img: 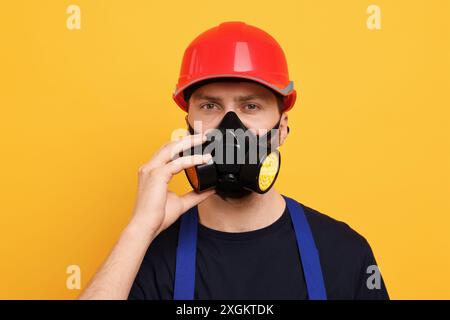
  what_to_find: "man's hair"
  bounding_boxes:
[183,77,285,114]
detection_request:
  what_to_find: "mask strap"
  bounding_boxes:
[274,115,290,133]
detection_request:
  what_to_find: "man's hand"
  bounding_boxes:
[131,132,214,237]
[78,133,214,300]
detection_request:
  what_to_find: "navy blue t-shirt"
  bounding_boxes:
[128,201,389,300]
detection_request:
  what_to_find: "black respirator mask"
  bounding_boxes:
[183,112,283,199]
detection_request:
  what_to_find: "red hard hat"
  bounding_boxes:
[173,21,297,112]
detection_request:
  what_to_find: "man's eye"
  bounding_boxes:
[244,104,259,110]
[201,103,218,110]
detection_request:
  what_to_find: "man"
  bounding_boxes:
[79,21,389,300]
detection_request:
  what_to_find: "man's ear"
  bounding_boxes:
[279,112,289,146]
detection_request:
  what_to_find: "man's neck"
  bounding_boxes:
[197,188,286,233]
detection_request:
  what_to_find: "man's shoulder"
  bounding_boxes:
[298,201,371,254]
[292,199,388,299]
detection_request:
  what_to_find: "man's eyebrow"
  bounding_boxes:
[191,92,271,102]
[191,93,223,102]
[236,94,271,102]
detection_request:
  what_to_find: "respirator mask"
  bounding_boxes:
[183,111,283,199]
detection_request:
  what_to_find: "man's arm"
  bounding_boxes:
[79,219,156,299]
[78,133,213,300]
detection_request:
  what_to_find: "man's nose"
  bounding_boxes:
[221,104,239,114]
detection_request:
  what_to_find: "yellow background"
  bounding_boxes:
[0,0,449,299]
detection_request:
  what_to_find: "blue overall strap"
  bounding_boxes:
[283,195,328,300]
[173,206,198,300]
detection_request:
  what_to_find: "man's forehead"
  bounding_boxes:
[192,92,272,102]
[191,82,274,102]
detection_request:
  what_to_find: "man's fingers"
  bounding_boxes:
[165,153,212,176]
[146,133,207,170]
[166,133,207,162]
[180,189,216,213]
